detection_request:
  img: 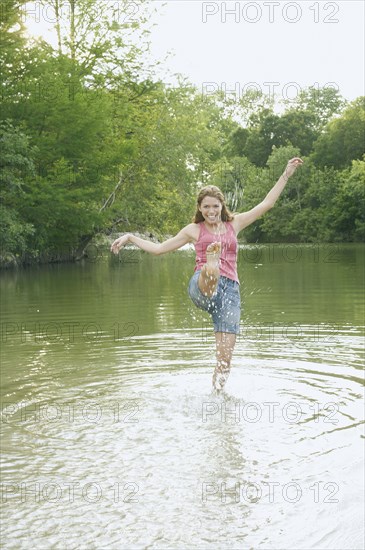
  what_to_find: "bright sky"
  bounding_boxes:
[24,0,364,103]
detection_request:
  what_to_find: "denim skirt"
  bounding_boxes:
[188,270,241,335]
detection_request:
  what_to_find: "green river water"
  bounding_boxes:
[1,243,364,549]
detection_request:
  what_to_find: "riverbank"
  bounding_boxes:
[0,231,167,269]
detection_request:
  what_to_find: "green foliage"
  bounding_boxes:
[19,158,105,251]
[285,166,343,242]
[332,158,365,241]
[0,0,363,266]
[0,121,36,256]
[282,86,346,130]
[0,120,35,191]
[222,86,348,167]
[237,108,319,166]
[113,85,228,235]
[210,156,259,213]
[252,155,364,243]
[311,97,365,169]
[250,145,302,242]
[0,205,35,258]
[0,1,27,81]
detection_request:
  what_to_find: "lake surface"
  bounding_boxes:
[1,243,364,549]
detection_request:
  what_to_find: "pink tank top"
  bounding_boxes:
[194,221,239,284]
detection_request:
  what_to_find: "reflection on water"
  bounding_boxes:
[1,244,364,549]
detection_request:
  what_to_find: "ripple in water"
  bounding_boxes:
[1,326,364,549]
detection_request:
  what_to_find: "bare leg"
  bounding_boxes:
[198,242,221,297]
[212,332,236,392]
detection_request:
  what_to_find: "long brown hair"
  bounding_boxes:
[192,185,235,223]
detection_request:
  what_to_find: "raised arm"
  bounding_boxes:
[110,224,195,256]
[232,157,303,234]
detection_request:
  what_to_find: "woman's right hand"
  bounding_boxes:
[110,234,130,255]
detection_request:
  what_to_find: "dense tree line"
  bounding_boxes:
[1,0,364,266]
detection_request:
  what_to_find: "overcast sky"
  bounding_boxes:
[147,0,364,102]
[25,0,364,103]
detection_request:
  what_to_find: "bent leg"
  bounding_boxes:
[212,332,236,392]
[198,242,221,298]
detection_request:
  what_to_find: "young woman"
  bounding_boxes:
[111,157,303,392]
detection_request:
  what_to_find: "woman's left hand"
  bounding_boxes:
[284,157,303,179]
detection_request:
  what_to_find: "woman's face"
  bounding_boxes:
[199,196,223,225]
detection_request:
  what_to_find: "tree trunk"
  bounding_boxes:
[70,0,76,63]
[55,0,62,55]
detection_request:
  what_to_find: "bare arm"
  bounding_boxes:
[110,224,194,256]
[232,157,303,233]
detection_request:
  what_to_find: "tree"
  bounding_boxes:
[210,156,258,215]
[271,110,318,157]
[224,87,347,167]
[311,97,365,168]
[287,165,343,242]
[235,108,320,166]
[332,158,365,241]
[282,85,346,130]
[111,83,230,235]
[0,0,29,105]
[0,121,35,258]
[255,145,303,242]
[0,0,159,258]
[34,0,153,79]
